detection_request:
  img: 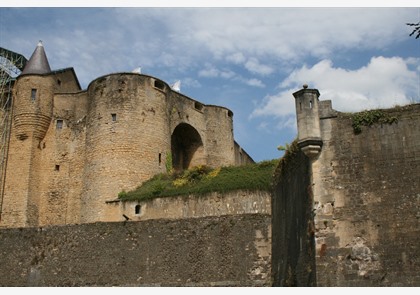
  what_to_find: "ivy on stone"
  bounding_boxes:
[351,110,398,134]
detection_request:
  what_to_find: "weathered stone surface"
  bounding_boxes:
[0,214,271,287]
[312,103,420,286]
[116,190,271,222]
[271,147,316,286]
[271,99,420,287]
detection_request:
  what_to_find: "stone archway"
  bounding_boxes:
[171,123,204,171]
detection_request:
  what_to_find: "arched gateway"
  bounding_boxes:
[171,123,205,171]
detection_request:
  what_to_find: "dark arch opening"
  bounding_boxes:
[171,123,204,171]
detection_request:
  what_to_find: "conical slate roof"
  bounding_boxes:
[21,41,51,75]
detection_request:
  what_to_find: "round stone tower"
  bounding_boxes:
[13,41,54,141]
[0,41,55,227]
[80,74,171,223]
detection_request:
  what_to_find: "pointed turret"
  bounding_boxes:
[13,41,54,141]
[21,41,51,75]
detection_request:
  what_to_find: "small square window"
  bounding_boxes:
[31,89,37,101]
[135,205,141,215]
[55,165,60,171]
[154,80,165,90]
[194,101,204,111]
[111,113,117,121]
[56,119,63,129]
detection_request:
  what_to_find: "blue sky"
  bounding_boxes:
[1,3,419,162]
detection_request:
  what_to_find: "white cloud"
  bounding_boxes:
[198,63,266,88]
[5,8,417,89]
[198,64,235,79]
[226,52,246,64]
[220,70,236,79]
[251,90,297,118]
[245,78,265,88]
[231,9,408,57]
[182,77,201,88]
[252,56,420,121]
[198,64,220,77]
[284,56,419,111]
[244,58,274,76]
[113,8,418,74]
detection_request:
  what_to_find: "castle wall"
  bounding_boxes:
[112,190,271,222]
[312,103,420,286]
[204,106,236,167]
[271,146,316,286]
[234,141,255,165]
[36,92,88,226]
[0,107,12,220]
[0,214,271,287]
[52,69,81,93]
[1,129,34,227]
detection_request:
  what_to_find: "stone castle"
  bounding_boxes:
[0,42,419,287]
[0,42,253,228]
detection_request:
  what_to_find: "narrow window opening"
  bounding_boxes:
[55,165,60,171]
[57,79,62,86]
[56,119,63,129]
[299,102,302,111]
[158,153,162,166]
[31,89,37,101]
[309,100,313,109]
[227,110,233,118]
[135,205,141,215]
[154,80,165,90]
[111,113,117,121]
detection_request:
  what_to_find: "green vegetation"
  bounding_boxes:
[277,142,293,152]
[350,109,398,134]
[165,152,173,174]
[273,139,299,180]
[279,139,299,163]
[118,160,279,202]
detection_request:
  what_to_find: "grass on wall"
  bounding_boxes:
[118,159,279,202]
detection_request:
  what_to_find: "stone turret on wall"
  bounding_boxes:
[293,84,323,158]
[13,41,54,141]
